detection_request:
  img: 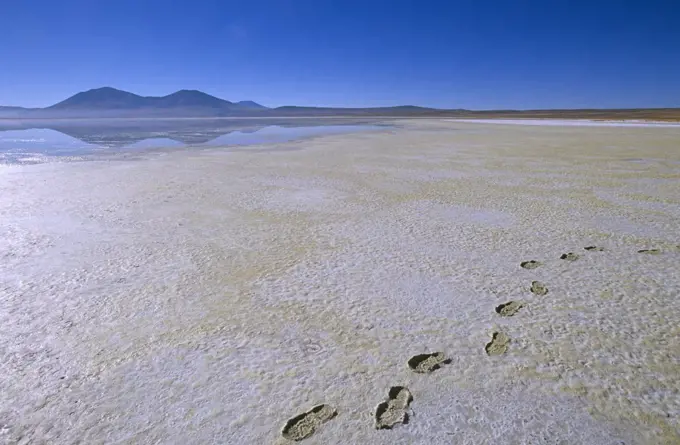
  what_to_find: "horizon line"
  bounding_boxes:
[2,86,680,112]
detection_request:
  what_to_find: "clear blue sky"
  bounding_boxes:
[1,0,679,109]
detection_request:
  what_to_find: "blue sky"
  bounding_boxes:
[1,0,679,109]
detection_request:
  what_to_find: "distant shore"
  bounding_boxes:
[2,107,680,122]
[448,118,680,127]
[2,115,680,124]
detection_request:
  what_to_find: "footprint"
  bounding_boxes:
[520,260,542,269]
[560,252,579,261]
[495,301,523,316]
[282,404,337,441]
[638,249,661,255]
[375,386,413,430]
[530,281,548,296]
[407,352,451,373]
[485,332,511,356]
[584,246,604,251]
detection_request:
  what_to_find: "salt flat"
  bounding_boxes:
[1,119,679,444]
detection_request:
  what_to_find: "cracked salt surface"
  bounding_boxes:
[1,120,679,444]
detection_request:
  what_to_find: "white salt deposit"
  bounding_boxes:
[1,120,679,444]
[450,118,680,127]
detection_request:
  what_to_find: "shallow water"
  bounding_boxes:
[1,120,679,444]
[0,118,385,164]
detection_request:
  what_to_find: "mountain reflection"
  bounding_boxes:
[0,118,383,148]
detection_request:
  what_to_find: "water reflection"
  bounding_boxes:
[0,118,387,164]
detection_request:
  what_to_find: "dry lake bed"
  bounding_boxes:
[1,119,679,444]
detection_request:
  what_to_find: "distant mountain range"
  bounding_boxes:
[0,87,439,118]
[1,87,679,120]
[48,87,262,111]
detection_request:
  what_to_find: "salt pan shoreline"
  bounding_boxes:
[450,118,680,127]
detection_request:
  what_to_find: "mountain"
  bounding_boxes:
[152,90,233,109]
[236,100,267,109]
[43,87,245,116]
[48,87,149,110]
[0,106,33,117]
[0,87,445,118]
[267,105,442,116]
